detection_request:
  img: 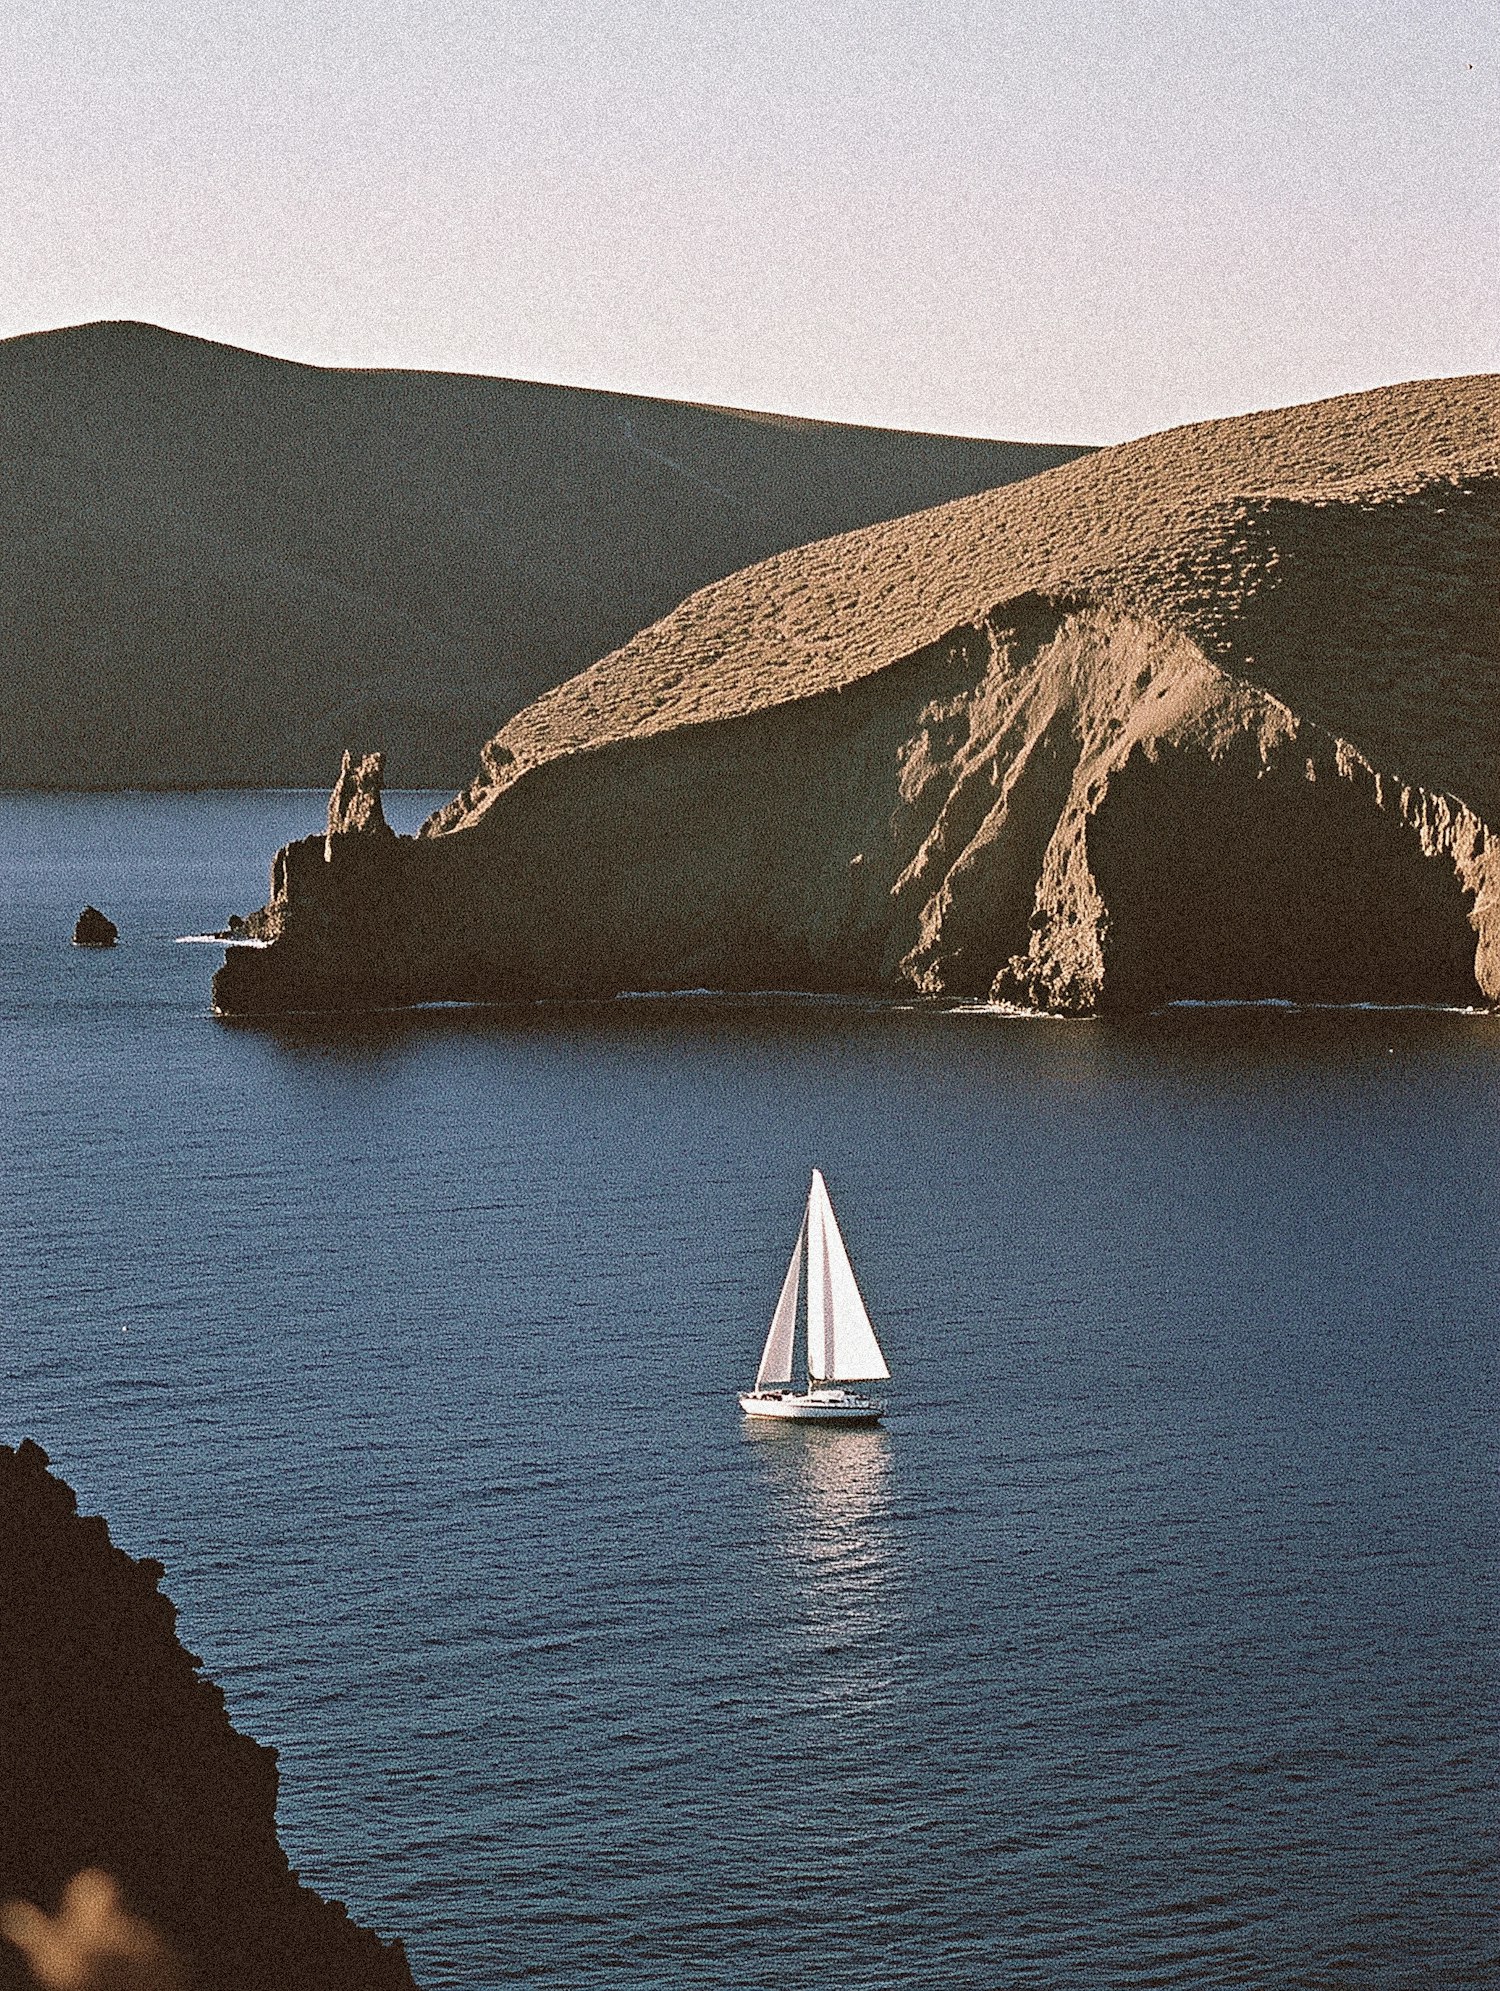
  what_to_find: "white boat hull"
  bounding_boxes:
[738,1389,885,1425]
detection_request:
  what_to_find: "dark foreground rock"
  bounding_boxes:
[213,376,1500,1019]
[71,908,117,947]
[0,1441,416,1991]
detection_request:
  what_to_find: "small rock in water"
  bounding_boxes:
[72,906,118,947]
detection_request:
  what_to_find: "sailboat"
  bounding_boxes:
[739,1169,890,1424]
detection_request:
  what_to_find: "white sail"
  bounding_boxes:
[755,1217,804,1388]
[806,1169,889,1382]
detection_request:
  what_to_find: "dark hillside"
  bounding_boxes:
[0,322,1088,787]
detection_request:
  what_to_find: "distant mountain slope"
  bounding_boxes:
[215,375,1500,1017]
[0,321,1088,788]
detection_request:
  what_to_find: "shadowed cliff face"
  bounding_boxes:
[214,378,1500,1018]
[0,1441,415,1991]
[0,320,1087,789]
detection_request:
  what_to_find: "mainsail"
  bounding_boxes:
[806,1169,889,1383]
[755,1217,804,1388]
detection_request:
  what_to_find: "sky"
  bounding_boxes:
[4,0,1496,442]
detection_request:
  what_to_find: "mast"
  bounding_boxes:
[806,1172,833,1387]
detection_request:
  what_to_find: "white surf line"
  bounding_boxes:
[1163,997,1491,1015]
[946,1002,1086,1021]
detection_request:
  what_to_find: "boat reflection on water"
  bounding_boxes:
[742,1421,901,1719]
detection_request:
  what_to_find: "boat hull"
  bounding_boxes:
[738,1390,885,1425]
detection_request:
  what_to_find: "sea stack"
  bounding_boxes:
[72,907,118,947]
[214,375,1500,1018]
[0,1440,416,1991]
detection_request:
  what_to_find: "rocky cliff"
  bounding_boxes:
[213,376,1500,1017]
[0,321,1086,789]
[0,1440,415,1991]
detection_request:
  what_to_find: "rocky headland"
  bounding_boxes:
[0,321,1085,789]
[214,375,1500,1018]
[0,1439,415,1991]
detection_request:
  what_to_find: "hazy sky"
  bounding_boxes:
[5,0,1496,440]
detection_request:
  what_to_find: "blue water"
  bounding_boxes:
[1,792,1497,1990]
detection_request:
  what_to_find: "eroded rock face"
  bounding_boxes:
[0,1441,416,1991]
[214,608,1497,1017]
[213,377,1500,1018]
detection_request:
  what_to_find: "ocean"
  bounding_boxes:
[2,791,1496,1989]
